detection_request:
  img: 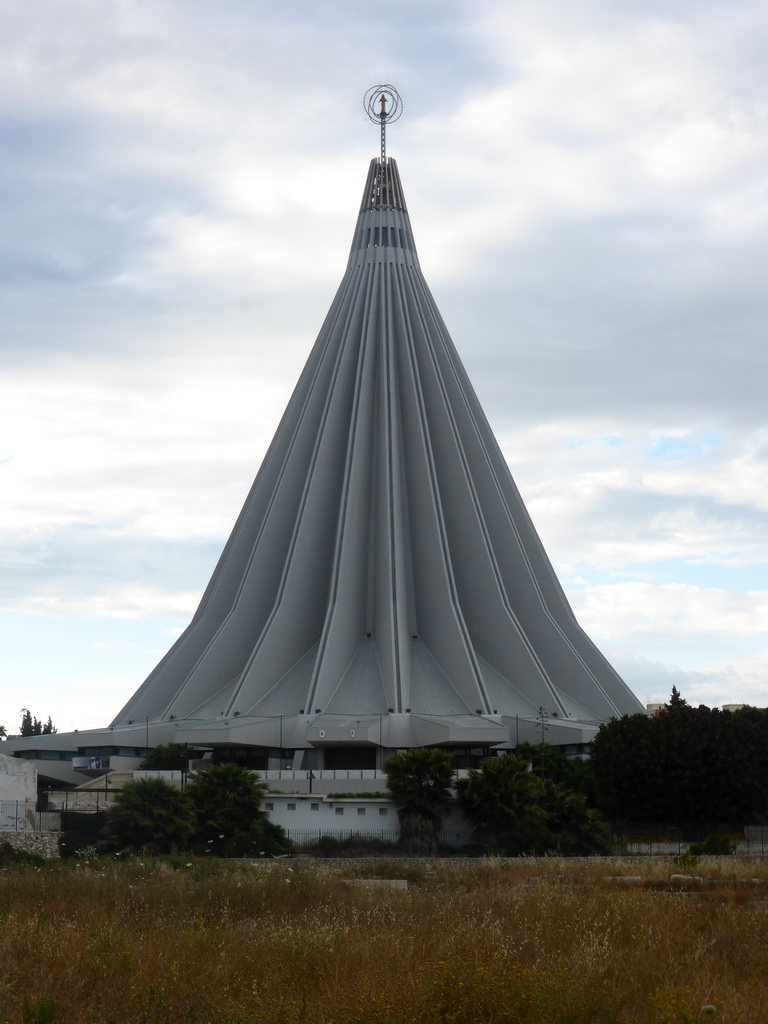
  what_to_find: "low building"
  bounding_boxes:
[262,792,473,849]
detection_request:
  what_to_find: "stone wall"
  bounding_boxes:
[0,830,61,859]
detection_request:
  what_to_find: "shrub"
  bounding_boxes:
[99,777,195,854]
[300,834,397,857]
[0,841,45,868]
[139,742,191,770]
[187,762,288,857]
[60,810,108,858]
[702,832,739,855]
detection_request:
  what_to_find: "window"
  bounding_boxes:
[18,750,76,761]
[265,802,274,811]
[357,807,366,816]
[335,807,344,816]
[311,803,319,811]
[287,803,296,811]
[378,807,388,816]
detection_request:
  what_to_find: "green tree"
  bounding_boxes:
[186,762,286,857]
[457,753,608,856]
[542,781,611,855]
[383,748,454,854]
[19,709,56,736]
[590,701,768,824]
[100,777,195,854]
[514,742,596,802]
[456,753,552,855]
[668,686,689,710]
[140,743,190,770]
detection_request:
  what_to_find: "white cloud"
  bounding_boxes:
[576,582,768,639]
[12,586,201,621]
[609,648,768,710]
[642,432,768,512]
[494,424,768,574]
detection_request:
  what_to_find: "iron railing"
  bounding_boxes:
[611,825,768,856]
[0,801,61,832]
[285,828,470,854]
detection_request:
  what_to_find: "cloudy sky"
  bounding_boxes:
[2,0,767,734]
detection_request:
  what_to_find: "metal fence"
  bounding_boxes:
[611,825,768,857]
[288,826,768,857]
[45,791,118,812]
[0,801,61,832]
[285,828,470,853]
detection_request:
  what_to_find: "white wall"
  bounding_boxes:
[0,752,37,803]
[0,752,38,831]
[262,793,474,847]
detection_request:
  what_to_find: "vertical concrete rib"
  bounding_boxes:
[112,155,646,735]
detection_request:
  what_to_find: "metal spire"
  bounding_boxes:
[364,84,403,165]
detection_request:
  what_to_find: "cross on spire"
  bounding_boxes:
[364,84,403,164]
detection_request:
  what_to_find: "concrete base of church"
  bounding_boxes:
[2,708,597,789]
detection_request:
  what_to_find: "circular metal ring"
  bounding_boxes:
[364,85,403,125]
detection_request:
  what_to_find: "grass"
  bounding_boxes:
[1,855,768,1023]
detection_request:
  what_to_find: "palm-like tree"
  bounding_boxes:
[186,762,285,856]
[542,781,610,855]
[139,743,189,770]
[100,777,195,854]
[383,748,454,854]
[456,753,553,855]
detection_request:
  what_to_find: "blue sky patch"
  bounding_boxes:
[562,557,767,595]
[647,433,722,461]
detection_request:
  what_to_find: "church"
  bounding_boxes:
[4,88,644,789]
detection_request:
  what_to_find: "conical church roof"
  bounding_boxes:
[113,148,644,757]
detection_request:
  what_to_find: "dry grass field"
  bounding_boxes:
[2,854,768,1024]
